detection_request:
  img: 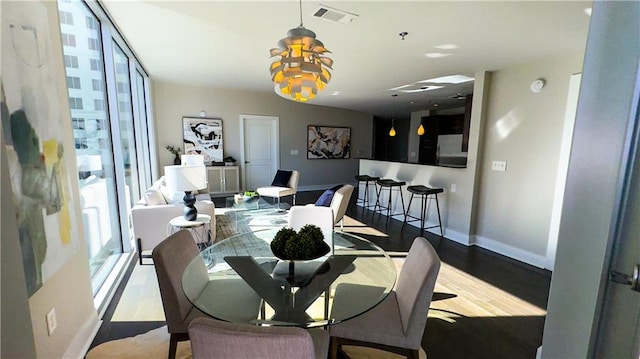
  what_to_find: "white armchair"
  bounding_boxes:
[131,177,215,265]
[257,170,300,206]
[329,184,354,229]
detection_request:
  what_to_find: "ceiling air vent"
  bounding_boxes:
[313,5,358,24]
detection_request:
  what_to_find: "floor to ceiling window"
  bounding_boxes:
[57,0,154,298]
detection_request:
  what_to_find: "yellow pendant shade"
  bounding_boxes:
[417,124,425,136]
[389,126,396,137]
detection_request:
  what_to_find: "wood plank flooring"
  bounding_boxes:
[89,190,551,358]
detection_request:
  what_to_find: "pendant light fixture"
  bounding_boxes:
[389,93,398,137]
[417,122,425,135]
[269,0,333,102]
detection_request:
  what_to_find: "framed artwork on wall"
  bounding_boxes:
[307,125,351,159]
[183,116,223,163]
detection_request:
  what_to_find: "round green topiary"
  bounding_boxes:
[270,225,329,260]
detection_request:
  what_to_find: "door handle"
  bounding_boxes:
[245,161,250,163]
[610,264,640,292]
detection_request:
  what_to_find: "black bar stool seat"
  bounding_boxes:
[403,185,444,238]
[373,179,406,223]
[355,175,380,209]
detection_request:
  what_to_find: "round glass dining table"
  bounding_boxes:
[182,228,397,328]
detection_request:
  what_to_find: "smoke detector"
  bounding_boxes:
[313,4,358,24]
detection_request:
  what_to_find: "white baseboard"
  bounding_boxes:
[471,235,547,268]
[63,315,101,359]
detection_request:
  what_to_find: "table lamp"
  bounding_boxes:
[164,164,207,221]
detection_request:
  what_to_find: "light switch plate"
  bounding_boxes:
[492,160,507,171]
[290,149,299,155]
[46,308,57,336]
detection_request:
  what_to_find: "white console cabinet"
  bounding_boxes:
[207,166,240,194]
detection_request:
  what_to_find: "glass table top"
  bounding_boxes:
[182,228,397,328]
[223,197,290,231]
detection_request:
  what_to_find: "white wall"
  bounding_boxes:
[152,81,373,190]
[473,52,585,267]
[1,1,99,357]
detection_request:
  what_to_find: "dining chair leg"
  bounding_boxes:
[168,334,178,359]
[329,337,339,359]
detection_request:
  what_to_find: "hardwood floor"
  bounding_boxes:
[89,190,551,358]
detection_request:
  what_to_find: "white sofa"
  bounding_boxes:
[131,177,215,264]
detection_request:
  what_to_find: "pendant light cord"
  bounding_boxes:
[299,0,304,27]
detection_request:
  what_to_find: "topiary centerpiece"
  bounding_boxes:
[270,225,329,260]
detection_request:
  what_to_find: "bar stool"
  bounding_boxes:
[402,185,444,238]
[373,179,406,223]
[355,175,380,209]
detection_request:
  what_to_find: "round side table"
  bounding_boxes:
[168,214,212,250]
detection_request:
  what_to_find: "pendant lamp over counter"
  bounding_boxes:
[389,118,397,137]
[269,0,333,102]
[417,122,425,136]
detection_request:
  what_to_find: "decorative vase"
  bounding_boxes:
[173,155,180,165]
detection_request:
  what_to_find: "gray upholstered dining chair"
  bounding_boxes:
[188,317,330,359]
[328,237,441,359]
[152,229,209,359]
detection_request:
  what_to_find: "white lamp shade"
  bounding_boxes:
[77,155,102,172]
[181,154,205,166]
[164,165,207,192]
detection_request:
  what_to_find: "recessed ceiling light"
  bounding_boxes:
[331,91,340,96]
[419,74,474,84]
[584,8,592,16]
[389,84,410,91]
[433,104,439,107]
[434,44,458,50]
[401,86,443,93]
[425,53,452,58]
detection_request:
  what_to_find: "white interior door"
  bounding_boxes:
[240,115,279,190]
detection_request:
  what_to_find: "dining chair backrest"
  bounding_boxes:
[330,184,354,225]
[288,205,334,254]
[152,229,208,334]
[188,317,316,359]
[395,237,441,343]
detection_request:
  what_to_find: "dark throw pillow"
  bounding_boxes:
[271,170,293,187]
[315,184,344,207]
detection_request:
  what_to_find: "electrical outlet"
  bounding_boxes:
[450,184,457,192]
[46,308,57,336]
[492,160,507,171]
[290,149,299,155]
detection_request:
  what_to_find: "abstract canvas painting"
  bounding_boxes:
[2,1,80,296]
[307,125,351,159]
[183,117,223,163]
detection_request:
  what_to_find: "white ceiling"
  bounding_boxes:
[101,1,592,117]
